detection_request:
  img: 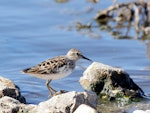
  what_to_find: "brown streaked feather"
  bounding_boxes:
[22,56,71,75]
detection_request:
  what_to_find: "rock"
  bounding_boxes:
[0,96,36,113]
[133,110,149,113]
[131,103,150,112]
[0,96,20,113]
[0,91,97,113]
[133,110,145,113]
[0,76,26,103]
[79,62,144,104]
[0,76,98,113]
[146,110,150,113]
[144,27,150,35]
[74,104,97,113]
[35,91,97,113]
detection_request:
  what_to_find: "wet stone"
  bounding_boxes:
[79,62,144,105]
[0,76,26,103]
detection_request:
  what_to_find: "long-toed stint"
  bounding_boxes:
[21,48,92,96]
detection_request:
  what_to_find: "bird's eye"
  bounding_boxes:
[77,53,80,56]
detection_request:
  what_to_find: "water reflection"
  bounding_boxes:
[55,0,69,3]
[74,1,150,39]
[145,41,150,70]
[146,41,150,59]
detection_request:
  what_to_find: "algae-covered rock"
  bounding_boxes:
[79,62,144,104]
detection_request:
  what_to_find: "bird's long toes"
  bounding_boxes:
[53,90,68,96]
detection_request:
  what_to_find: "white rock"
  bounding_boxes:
[0,76,16,89]
[79,61,144,105]
[0,96,36,113]
[0,76,26,103]
[74,104,97,113]
[132,109,150,113]
[144,27,150,34]
[36,91,97,113]
[133,110,146,113]
[146,110,150,113]
[0,96,20,113]
[79,62,124,91]
[0,76,97,113]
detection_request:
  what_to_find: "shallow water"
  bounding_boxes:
[0,0,150,108]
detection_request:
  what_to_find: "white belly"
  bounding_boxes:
[47,70,73,80]
[30,68,73,80]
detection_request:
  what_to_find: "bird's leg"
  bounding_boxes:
[46,80,57,97]
[50,86,57,93]
[46,80,68,97]
[46,80,53,96]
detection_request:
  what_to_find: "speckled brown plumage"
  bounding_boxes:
[21,48,92,96]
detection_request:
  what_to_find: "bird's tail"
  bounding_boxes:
[21,68,31,74]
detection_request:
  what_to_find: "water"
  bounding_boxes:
[0,0,150,107]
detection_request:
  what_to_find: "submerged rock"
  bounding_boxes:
[79,62,144,104]
[0,76,26,103]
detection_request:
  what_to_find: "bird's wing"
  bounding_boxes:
[22,56,69,75]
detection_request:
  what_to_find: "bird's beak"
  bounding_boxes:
[81,55,93,62]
